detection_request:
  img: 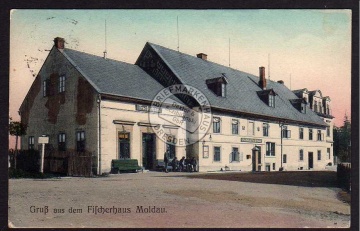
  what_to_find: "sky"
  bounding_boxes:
[9,9,351,148]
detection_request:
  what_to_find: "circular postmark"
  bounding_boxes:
[149,84,212,147]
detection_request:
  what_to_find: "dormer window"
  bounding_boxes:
[206,76,228,97]
[290,98,307,114]
[257,89,276,108]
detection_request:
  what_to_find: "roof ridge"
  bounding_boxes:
[63,48,133,66]
[148,42,285,85]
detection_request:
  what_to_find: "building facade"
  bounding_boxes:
[20,37,334,174]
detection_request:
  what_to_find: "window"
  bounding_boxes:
[213,117,221,133]
[257,89,277,107]
[203,145,209,158]
[317,130,322,141]
[43,80,49,97]
[206,77,227,97]
[309,129,313,140]
[118,132,130,159]
[221,83,226,97]
[43,80,46,97]
[231,147,239,162]
[265,163,271,171]
[319,105,322,113]
[272,163,276,170]
[263,123,269,137]
[268,94,275,107]
[58,133,66,151]
[59,75,66,93]
[317,150,321,160]
[282,126,291,138]
[327,148,331,159]
[299,149,304,161]
[299,127,304,140]
[214,147,221,162]
[301,103,306,113]
[266,142,275,156]
[326,127,331,137]
[28,136,35,150]
[314,102,318,112]
[76,131,85,152]
[283,154,287,163]
[208,82,226,97]
[290,99,307,113]
[232,119,239,134]
[248,121,254,136]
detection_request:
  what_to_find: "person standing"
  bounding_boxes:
[190,157,197,172]
[164,149,169,173]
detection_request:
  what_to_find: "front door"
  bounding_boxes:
[142,133,156,169]
[308,152,313,169]
[118,132,130,159]
[252,147,262,171]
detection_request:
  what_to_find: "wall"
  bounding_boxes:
[192,112,331,172]
[20,47,99,171]
[99,100,186,173]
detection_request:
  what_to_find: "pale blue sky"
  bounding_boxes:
[10,9,351,127]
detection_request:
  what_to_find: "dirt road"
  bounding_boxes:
[8,171,350,228]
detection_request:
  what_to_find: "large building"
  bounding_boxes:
[20,37,334,174]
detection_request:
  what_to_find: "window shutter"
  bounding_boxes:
[240,152,243,161]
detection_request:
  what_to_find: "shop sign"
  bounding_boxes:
[241,138,262,143]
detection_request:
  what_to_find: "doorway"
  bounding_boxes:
[308,152,313,169]
[118,132,130,159]
[142,133,156,170]
[252,147,262,171]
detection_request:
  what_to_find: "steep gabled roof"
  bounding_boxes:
[145,43,327,127]
[62,48,172,102]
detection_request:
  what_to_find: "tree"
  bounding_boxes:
[333,114,351,162]
[9,118,27,168]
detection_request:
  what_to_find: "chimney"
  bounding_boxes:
[196,53,207,60]
[259,66,266,90]
[277,80,284,85]
[54,37,65,50]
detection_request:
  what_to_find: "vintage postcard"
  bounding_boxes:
[8,9,352,228]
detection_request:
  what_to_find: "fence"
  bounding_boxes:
[67,151,94,177]
[9,149,95,177]
[337,163,351,191]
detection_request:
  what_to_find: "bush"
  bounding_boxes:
[337,163,351,191]
[16,149,41,173]
[9,169,57,179]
